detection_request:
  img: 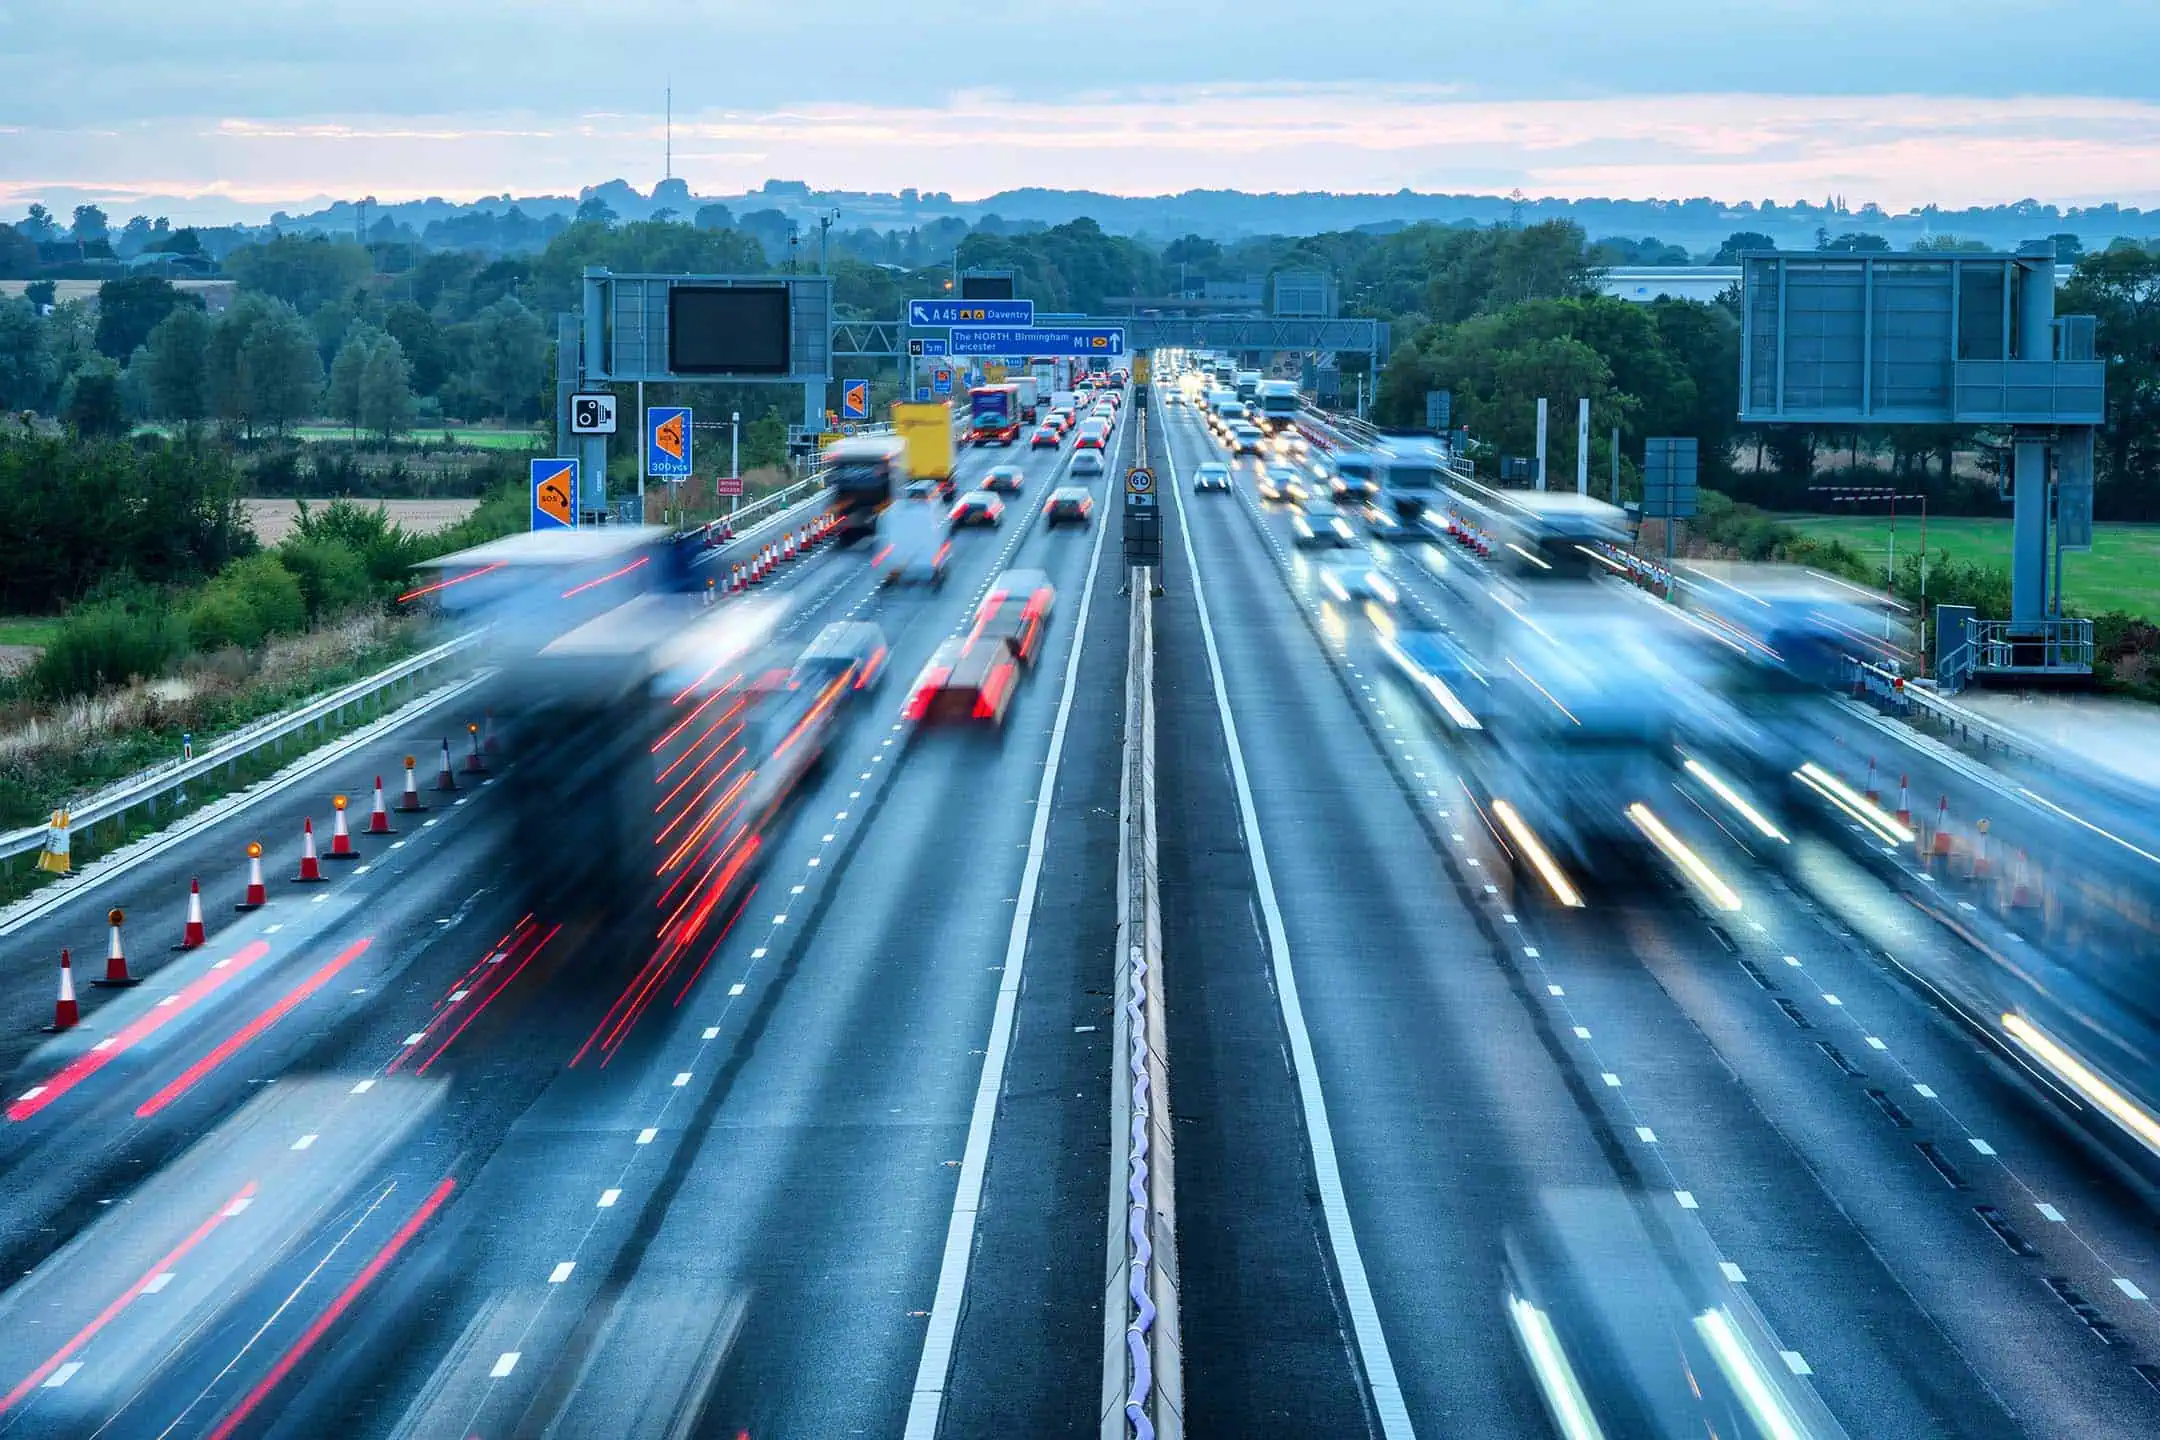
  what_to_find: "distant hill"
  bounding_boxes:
[67,177,2160,257]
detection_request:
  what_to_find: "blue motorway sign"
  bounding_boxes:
[840,380,870,421]
[932,367,954,396]
[646,406,692,479]
[907,338,948,357]
[530,458,577,531]
[914,386,932,403]
[949,326,1124,358]
[908,298,1034,327]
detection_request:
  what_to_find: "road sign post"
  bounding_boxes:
[1122,400,1162,589]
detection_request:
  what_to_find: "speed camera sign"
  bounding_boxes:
[571,392,618,435]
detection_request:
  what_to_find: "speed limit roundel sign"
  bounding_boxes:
[1125,466,1155,494]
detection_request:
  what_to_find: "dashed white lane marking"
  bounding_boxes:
[1720,1261,1748,1283]
[597,1189,620,1208]
[1573,1026,1591,1040]
[1635,1127,1659,1144]
[751,947,767,960]
[2037,1203,2066,1223]
[1968,1137,1996,1156]
[1601,1073,1621,1088]
[489,1352,520,1378]
[1914,1083,1938,1099]
[549,1262,575,1284]
[1822,993,1843,1006]
[728,983,746,997]
[703,1026,721,1039]
[1781,1351,1813,1376]
[222,1196,253,1217]
[2114,1278,2149,1301]
[350,1079,375,1094]
[1546,984,1564,997]
[291,1134,318,1151]
[42,1362,82,1389]
[1865,1036,1887,1050]
[1675,1190,1699,1209]
[143,1272,175,1294]
[636,1128,657,1146]
[671,1072,691,1088]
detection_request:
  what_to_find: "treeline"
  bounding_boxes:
[0,430,523,701]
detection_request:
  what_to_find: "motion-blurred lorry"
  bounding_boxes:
[406,528,838,953]
[968,383,1022,445]
[825,435,907,543]
[1256,379,1300,433]
[893,400,957,499]
[1009,376,1040,423]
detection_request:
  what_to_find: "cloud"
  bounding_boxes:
[7,85,2160,222]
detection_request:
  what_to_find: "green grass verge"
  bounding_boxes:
[1775,514,2160,620]
[0,616,61,647]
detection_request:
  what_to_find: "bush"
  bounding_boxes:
[27,600,189,699]
[277,535,376,619]
[188,553,306,651]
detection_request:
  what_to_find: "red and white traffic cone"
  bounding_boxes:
[1927,796,1954,866]
[1864,758,1880,808]
[236,842,268,910]
[43,950,78,1033]
[703,577,717,607]
[1894,775,1913,830]
[434,738,459,793]
[785,531,798,561]
[176,877,207,949]
[396,754,427,813]
[463,722,487,775]
[367,776,396,834]
[93,907,139,988]
[728,565,743,594]
[326,795,359,861]
[295,818,325,883]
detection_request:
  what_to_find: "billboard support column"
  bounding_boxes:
[1576,397,1590,496]
[581,269,610,522]
[1535,397,1549,492]
[636,379,647,521]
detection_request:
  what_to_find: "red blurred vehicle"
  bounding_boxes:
[1030,424,1063,449]
[904,636,1021,726]
[949,492,1004,528]
[970,568,1055,664]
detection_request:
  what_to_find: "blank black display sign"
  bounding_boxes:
[669,286,791,375]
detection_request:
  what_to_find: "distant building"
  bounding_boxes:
[1270,269,1339,318]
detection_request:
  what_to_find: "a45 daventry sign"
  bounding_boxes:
[947,326,1125,357]
[908,298,1034,327]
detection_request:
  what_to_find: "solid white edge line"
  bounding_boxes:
[902,425,1115,1440]
[1162,410,1418,1439]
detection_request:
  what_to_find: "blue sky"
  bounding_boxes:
[5,1,2157,221]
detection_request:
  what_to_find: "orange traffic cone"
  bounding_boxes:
[236,842,268,910]
[176,877,207,950]
[367,776,396,834]
[93,907,139,987]
[704,577,717,607]
[463,722,487,775]
[1895,775,1912,830]
[295,819,326,883]
[396,754,428,813]
[434,738,459,793]
[43,949,78,1032]
[326,795,359,860]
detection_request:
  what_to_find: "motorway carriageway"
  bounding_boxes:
[0,421,1125,1438]
[1151,392,2160,1439]
[2,381,2159,1437]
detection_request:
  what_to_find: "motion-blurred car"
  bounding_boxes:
[1164,392,1183,407]
[1045,487,1094,527]
[1317,558,1400,607]
[1273,431,1308,458]
[1255,469,1287,502]
[1228,423,1267,455]
[970,568,1055,664]
[982,464,1025,494]
[1381,621,1485,729]
[1070,449,1106,478]
[903,636,1021,726]
[1292,499,1357,547]
[904,478,939,502]
[1075,424,1108,451]
[949,492,1004,528]
[791,621,891,694]
[1030,424,1063,449]
[1193,462,1232,493]
[1274,466,1313,505]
